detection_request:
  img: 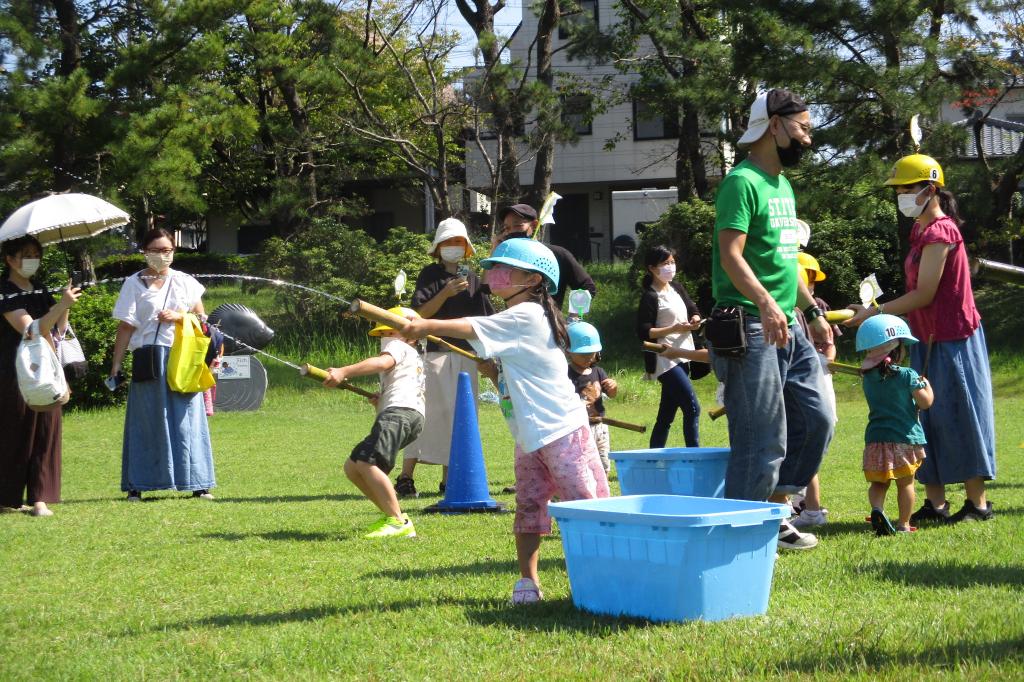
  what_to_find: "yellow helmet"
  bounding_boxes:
[368,306,420,337]
[797,252,826,285]
[884,153,944,187]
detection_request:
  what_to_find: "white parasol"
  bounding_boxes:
[0,193,130,245]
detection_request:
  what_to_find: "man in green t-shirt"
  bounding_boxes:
[709,89,834,551]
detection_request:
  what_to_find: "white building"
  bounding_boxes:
[465,1,728,262]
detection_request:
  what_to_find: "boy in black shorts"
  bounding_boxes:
[324,307,425,538]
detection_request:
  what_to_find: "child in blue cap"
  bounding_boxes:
[856,314,933,535]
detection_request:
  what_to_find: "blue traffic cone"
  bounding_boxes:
[424,371,506,514]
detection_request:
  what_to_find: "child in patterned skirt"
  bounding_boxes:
[856,314,933,535]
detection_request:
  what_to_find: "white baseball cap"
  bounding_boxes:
[429,217,476,256]
[737,89,808,146]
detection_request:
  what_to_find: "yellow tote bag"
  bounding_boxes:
[167,313,216,393]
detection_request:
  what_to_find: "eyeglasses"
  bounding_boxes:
[144,248,174,255]
[502,221,531,230]
[783,116,813,136]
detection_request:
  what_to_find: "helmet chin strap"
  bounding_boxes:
[500,284,538,304]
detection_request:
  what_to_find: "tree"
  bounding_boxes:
[574,0,738,200]
[332,0,471,221]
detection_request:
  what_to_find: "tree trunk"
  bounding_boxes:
[528,0,559,209]
[51,0,81,193]
[455,0,522,204]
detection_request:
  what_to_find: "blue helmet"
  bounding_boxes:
[855,313,918,352]
[482,238,560,294]
[568,321,602,353]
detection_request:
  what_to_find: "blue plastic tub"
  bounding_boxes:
[548,495,787,622]
[610,447,730,498]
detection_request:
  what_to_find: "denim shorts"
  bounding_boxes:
[350,407,424,474]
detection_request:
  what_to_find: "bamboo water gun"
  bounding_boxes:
[348,299,485,364]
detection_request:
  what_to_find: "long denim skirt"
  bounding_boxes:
[911,324,996,486]
[121,352,216,493]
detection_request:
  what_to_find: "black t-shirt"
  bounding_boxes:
[411,263,495,352]
[548,244,596,308]
[0,278,55,380]
[568,364,608,419]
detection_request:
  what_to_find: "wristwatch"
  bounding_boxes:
[803,304,823,322]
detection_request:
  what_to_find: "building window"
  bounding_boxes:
[562,94,593,135]
[559,0,599,40]
[633,100,679,140]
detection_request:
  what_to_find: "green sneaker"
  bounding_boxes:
[364,516,416,539]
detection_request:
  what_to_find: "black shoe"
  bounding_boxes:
[127,490,142,502]
[947,499,994,524]
[909,499,950,524]
[394,474,418,499]
[870,508,896,536]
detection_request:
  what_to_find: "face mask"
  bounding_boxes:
[776,136,805,167]
[18,258,41,278]
[656,264,676,281]
[484,266,516,290]
[439,246,465,263]
[380,337,392,352]
[775,124,806,167]
[501,230,530,242]
[897,188,930,218]
[146,252,173,271]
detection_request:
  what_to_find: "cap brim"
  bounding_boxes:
[737,122,768,146]
[570,344,602,353]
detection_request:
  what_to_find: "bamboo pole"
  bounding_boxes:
[595,416,647,433]
[300,363,377,399]
[348,299,485,364]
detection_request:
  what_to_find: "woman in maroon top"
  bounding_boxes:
[848,154,995,525]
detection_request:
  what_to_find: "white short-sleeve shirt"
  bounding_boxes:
[468,302,588,452]
[377,338,425,415]
[654,286,695,377]
[112,270,205,350]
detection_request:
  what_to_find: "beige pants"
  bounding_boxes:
[404,352,480,465]
[590,422,610,473]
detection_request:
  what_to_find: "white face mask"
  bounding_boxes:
[146,252,174,271]
[656,264,676,282]
[897,188,930,218]
[439,246,465,263]
[18,258,41,278]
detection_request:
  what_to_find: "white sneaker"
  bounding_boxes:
[790,508,828,529]
[511,578,543,605]
[777,519,818,550]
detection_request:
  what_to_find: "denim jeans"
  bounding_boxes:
[650,363,701,448]
[709,317,833,501]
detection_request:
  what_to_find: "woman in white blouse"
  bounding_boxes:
[109,229,215,502]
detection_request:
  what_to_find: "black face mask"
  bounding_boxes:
[776,127,806,167]
[501,230,530,242]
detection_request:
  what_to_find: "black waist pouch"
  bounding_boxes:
[705,307,747,358]
[132,345,169,382]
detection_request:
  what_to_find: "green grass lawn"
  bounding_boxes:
[2,361,1022,680]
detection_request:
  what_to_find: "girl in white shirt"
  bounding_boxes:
[403,238,609,605]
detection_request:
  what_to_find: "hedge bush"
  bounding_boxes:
[253,219,437,343]
[65,287,128,409]
[633,198,717,312]
[95,252,253,280]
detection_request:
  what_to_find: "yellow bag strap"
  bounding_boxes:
[178,312,202,339]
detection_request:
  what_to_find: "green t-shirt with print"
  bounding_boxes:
[712,159,800,324]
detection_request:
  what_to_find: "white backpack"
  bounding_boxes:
[16,320,70,412]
